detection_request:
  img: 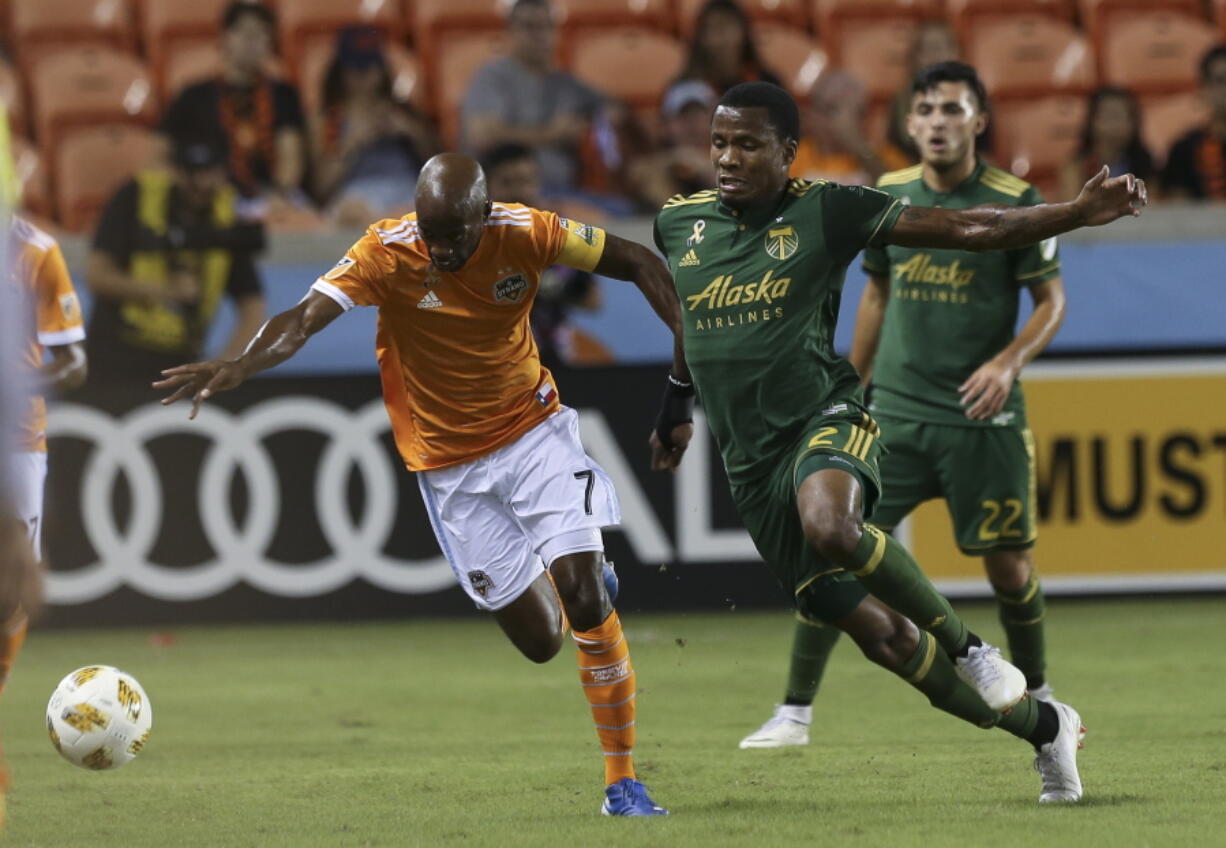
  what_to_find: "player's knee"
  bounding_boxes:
[801,510,862,564]
[550,563,607,632]
[984,550,1033,594]
[853,617,918,672]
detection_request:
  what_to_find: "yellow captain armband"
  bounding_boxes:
[555,216,607,272]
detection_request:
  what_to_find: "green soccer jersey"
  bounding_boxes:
[861,162,1061,428]
[654,179,905,483]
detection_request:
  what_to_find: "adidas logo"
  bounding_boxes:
[417,290,443,309]
[679,249,701,267]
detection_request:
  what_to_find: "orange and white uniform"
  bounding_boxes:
[7,217,85,557]
[311,203,619,610]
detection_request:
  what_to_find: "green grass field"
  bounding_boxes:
[2,598,1222,847]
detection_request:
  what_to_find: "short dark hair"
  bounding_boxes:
[222,1,275,32]
[1200,44,1226,82]
[911,61,990,113]
[481,143,536,175]
[717,81,800,143]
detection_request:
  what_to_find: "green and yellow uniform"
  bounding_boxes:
[654,180,904,621]
[862,162,1060,553]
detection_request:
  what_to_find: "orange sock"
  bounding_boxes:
[0,608,28,696]
[573,610,636,785]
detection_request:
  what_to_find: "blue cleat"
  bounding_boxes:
[601,778,668,817]
[602,559,619,604]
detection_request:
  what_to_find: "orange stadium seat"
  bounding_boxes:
[412,0,505,44]
[140,0,230,81]
[1079,0,1204,40]
[677,0,809,36]
[968,15,1094,99]
[554,0,673,35]
[10,0,137,70]
[568,27,685,110]
[53,123,159,231]
[429,30,507,147]
[277,0,403,76]
[1101,10,1219,94]
[12,136,50,219]
[993,95,1086,192]
[945,0,1074,42]
[753,23,828,100]
[0,58,25,136]
[1141,91,1209,165]
[29,46,156,150]
[1216,0,1226,41]
[297,38,427,117]
[812,1,943,101]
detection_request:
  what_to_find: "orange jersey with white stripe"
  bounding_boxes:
[311,203,607,471]
[12,217,85,452]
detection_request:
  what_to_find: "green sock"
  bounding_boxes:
[897,631,1041,742]
[784,615,840,705]
[996,572,1047,689]
[848,525,970,655]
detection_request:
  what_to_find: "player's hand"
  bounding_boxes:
[152,360,247,420]
[650,423,693,472]
[959,357,1018,421]
[1073,166,1148,227]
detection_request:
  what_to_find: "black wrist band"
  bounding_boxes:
[654,373,695,449]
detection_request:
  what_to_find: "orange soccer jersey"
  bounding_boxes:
[311,203,607,471]
[12,217,85,453]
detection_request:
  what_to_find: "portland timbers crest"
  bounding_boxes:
[766,225,798,260]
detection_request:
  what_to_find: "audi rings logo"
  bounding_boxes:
[47,399,457,604]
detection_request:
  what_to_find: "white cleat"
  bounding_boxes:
[738,704,810,749]
[955,642,1027,712]
[1035,700,1086,804]
[1030,683,1055,702]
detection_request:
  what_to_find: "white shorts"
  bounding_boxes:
[7,452,47,559]
[418,407,620,611]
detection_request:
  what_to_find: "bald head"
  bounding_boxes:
[415,153,492,271]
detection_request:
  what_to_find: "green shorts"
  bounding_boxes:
[728,404,885,624]
[873,415,1037,554]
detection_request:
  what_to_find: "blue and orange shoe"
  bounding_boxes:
[601,778,668,816]
[602,560,619,604]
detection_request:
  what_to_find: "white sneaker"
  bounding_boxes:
[954,642,1026,711]
[1035,700,1086,803]
[738,705,810,749]
[1030,683,1054,702]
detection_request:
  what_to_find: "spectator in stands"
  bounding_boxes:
[627,80,718,208]
[1162,45,1226,201]
[160,1,309,209]
[84,138,266,385]
[675,0,781,94]
[887,20,962,161]
[483,144,610,367]
[462,0,604,196]
[312,27,438,226]
[1060,87,1154,203]
[791,69,909,185]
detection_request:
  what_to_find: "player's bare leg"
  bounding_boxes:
[984,548,1051,698]
[493,572,567,663]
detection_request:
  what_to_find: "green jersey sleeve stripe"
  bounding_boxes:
[866,198,904,246]
[1014,262,1061,282]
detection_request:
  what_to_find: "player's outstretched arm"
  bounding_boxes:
[889,167,1147,252]
[152,290,344,419]
[589,233,693,471]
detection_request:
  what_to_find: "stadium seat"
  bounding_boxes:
[1141,91,1208,166]
[429,30,508,147]
[140,0,230,82]
[554,0,674,35]
[945,0,1074,42]
[297,39,427,117]
[753,23,828,100]
[993,95,1086,189]
[412,0,505,45]
[1101,10,1219,94]
[277,0,404,76]
[968,15,1094,99]
[812,1,943,102]
[161,42,224,101]
[1216,0,1226,41]
[11,135,50,219]
[568,28,685,110]
[0,58,25,136]
[29,46,156,152]
[677,0,809,35]
[53,123,158,231]
[10,0,137,70]
[1079,0,1205,40]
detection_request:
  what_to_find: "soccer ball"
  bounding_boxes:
[46,666,152,770]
